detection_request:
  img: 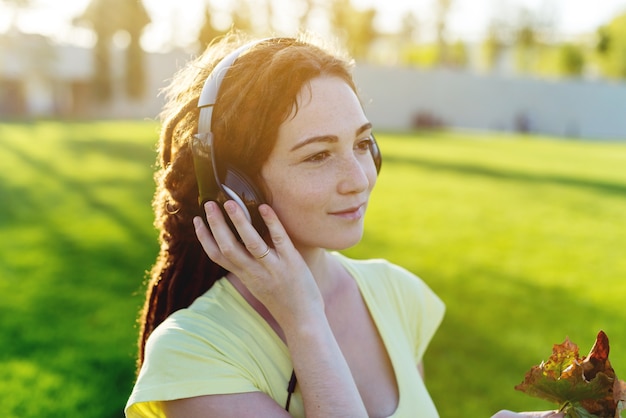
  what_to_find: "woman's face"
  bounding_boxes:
[261,75,378,252]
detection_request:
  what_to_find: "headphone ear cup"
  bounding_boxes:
[217,167,269,241]
[190,134,220,206]
[370,135,382,173]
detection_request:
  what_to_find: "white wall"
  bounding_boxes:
[55,49,626,140]
[5,38,625,140]
[353,65,626,140]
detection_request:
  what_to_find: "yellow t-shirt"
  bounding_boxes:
[125,253,445,417]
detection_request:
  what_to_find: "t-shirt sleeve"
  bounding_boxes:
[383,262,446,364]
[411,275,445,363]
[125,314,259,417]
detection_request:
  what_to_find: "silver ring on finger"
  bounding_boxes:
[255,246,271,259]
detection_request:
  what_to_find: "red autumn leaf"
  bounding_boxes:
[515,331,626,418]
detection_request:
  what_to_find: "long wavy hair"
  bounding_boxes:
[137,32,358,369]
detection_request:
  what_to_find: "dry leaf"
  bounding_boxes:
[515,331,625,418]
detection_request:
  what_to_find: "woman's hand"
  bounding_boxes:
[193,200,323,329]
[491,411,564,418]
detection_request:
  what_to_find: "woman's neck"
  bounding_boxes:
[298,248,347,300]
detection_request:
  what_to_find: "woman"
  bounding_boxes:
[125,33,561,418]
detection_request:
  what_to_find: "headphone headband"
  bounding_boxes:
[192,38,273,238]
[197,38,271,140]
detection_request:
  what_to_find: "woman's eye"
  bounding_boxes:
[304,151,330,163]
[355,137,373,152]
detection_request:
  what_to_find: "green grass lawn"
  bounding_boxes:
[1,121,625,417]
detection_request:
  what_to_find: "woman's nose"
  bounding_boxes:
[337,155,371,194]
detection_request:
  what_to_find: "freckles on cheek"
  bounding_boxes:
[264,167,326,218]
[271,187,316,228]
[265,186,294,219]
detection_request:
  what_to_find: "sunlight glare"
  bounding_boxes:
[2,0,626,51]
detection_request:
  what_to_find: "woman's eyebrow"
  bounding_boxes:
[356,122,372,136]
[290,122,372,152]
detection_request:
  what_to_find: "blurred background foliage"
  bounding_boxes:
[2,0,626,107]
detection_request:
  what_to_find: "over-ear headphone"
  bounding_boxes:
[190,38,382,239]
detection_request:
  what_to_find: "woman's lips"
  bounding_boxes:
[329,203,366,220]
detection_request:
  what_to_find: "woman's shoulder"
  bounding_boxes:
[144,279,248,352]
[333,252,444,310]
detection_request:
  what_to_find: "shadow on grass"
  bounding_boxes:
[3,132,154,244]
[383,154,626,199]
[1,128,158,417]
[63,137,156,166]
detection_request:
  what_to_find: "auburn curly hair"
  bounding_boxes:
[137,31,357,369]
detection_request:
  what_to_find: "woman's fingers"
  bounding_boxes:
[257,203,291,254]
[204,201,249,261]
[193,201,246,273]
[199,200,275,269]
[222,201,272,259]
[193,214,235,272]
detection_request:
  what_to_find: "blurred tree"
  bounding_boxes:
[231,0,254,33]
[596,26,611,55]
[556,43,584,77]
[75,0,150,102]
[449,40,468,69]
[198,5,226,50]
[530,42,583,79]
[400,10,420,44]
[125,2,150,99]
[295,0,317,32]
[2,0,30,11]
[481,21,506,72]
[330,0,351,41]
[401,43,440,68]
[396,10,421,66]
[198,0,320,46]
[513,7,539,74]
[329,0,378,60]
[434,0,453,66]
[594,13,626,79]
[511,2,559,77]
[1,0,31,29]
